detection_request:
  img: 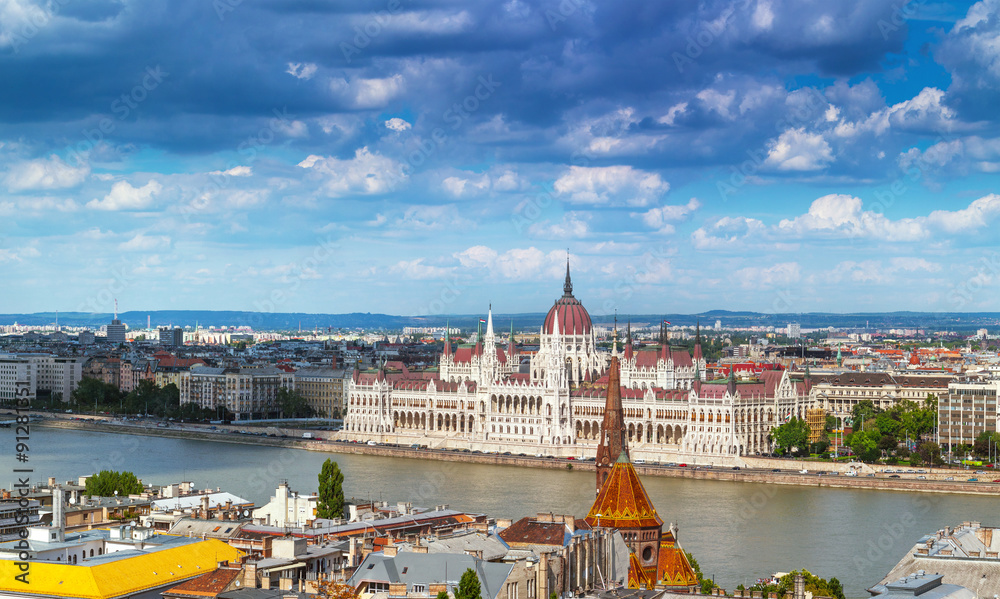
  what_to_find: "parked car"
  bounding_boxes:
[889,474,901,478]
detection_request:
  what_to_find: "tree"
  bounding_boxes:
[456,569,482,599]
[437,592,450,599]
[317,581,357,599]
[85,470,144,497]
[72,377,123,412]
[317,459,345,519]
[849,430,881,463]
[917,441,944,466]
[771,417,810,456]
[850,400,880,432]
[278,388,315,419]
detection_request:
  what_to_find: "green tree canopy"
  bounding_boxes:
[278,388,315,419]
[85,470,144,497]
[771,417,810,456]
[455,569,482,599]
[317,459,345,519]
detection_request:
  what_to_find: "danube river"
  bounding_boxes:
[15,428,997,597]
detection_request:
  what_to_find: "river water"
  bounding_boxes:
[12,428,997,597]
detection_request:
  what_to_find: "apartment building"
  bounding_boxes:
[294,367,348,417]
[178,366,294,420]
[939,379,1000,448]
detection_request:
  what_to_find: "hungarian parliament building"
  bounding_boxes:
[341,265,948,462]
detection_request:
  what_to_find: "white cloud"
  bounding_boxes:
[889,257,941,272]
[5,155,89,191]
[691,216,767,250]
[764,128,833,171]
[776,195,926,241]
[455,246,566,280]
[735,262,800,289]
[329,75,405,109]
[389,259,453,280]
[442,174,490,197]
[118,233,171,252]
[86,180,163,211]
[926,194,1000,233]
[286,62,318,80]
[298,147,406,196]
[208,166,252,177]
[385,118,412,132]
[635,198,701,233]
[528,213,590,239]
[554,165,668,207]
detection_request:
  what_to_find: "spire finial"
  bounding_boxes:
[563,253,573,296]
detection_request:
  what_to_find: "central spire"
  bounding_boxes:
[595,356,628,490]
[563,254,573,297]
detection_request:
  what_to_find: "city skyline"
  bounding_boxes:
[2,1,999,315]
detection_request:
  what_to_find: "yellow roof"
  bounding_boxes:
[0,537,242,599]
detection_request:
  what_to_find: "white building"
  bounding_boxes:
[252,482,319,528]
[787,323,801,338]
[342,265,822,463]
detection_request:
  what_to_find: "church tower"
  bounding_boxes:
[595,356,627,491]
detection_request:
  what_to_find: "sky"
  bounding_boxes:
[1,0,999,319]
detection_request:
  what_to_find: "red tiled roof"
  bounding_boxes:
[163,567,241,597]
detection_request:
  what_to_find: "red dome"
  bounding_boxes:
[544,297,592,336]
[543,259,592,336]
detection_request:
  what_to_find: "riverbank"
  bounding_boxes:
[30,417,1000,496]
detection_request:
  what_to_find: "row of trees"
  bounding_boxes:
[56,378,322,421]
[769,397,940,463]
[738,570,844,599]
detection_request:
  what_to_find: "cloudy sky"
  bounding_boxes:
[1,0,999,318]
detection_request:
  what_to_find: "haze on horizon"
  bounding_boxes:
[1,0,998,317]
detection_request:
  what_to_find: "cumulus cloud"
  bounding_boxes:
[298,147,406,197]
[691,216,767,250]
[286,62,318,80]
[208,165,252,177]
[735,262,800,289]
[528,213,590,239]
[776,195,925,241]
[329,75,405,109]
[635,198,701,233]
[553,166,669,207]
[384,118,412,132]
[86,180,163,211]
[389,259,453,279]
[455,245,566,280]
[118,233,171,252]
[764,128,834,171]
[5,155,89,191]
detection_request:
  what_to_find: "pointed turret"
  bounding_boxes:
[727,364,737,395]
[624,320,633,360]
[508,320,517,357]
[612,312,619,357]
[563,255,573,297]
[486,304,495,339]
[693,363,701,395]
[660,319,669,361]
[443,321,451,356]
[595,356,628,490]
[474,319,482,356]
[693,321,703,365]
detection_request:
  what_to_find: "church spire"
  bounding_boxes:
[508,320,517,356]
[563,254,573,297]
[612,311,619,357]
[624,319,633,360]
[444,320,451,356]
[595,355,627,491]
[693,320,703,365]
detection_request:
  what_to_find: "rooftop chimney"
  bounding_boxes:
[52,486,66,543]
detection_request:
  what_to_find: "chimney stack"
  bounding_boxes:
[52,486,66,543]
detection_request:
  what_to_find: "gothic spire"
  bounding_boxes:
[444,320,451,356]
[563,254,573,297]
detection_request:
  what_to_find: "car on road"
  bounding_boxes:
[732,466,741,470]
[799,469,809,474]
[945,477,954,481]
[771,468,781,472]
[889,474,901,478]
[678,463,687,468]
[969,478,979,482]
[917,475,926,480]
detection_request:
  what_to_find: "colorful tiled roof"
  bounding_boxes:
[657,531,699,589]
[628,551,655,589]
[586,453,663,530]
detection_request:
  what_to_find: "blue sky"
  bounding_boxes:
[1,0,999,318]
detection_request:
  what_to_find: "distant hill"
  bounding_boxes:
[2,309,998,333]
